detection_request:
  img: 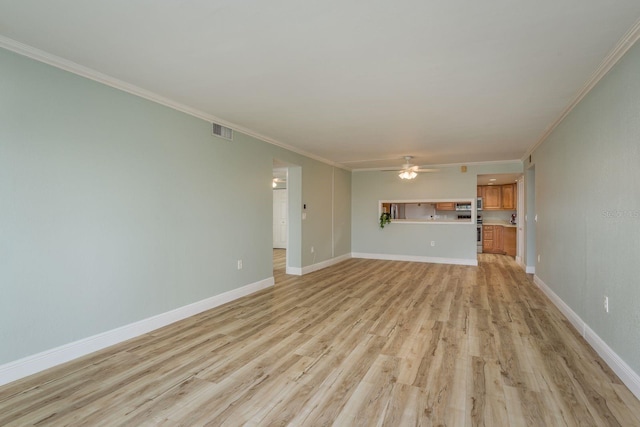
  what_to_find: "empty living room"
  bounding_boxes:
[2,2,640,425]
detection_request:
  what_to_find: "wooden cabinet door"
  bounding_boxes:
[482,225,494,252]
[504,227,516,257]
[477,186,483,197]
[501,184,516,210]
[436,202,455,211]
[483,186,501,210]
[494,226,504,253]
[483,225,507,254]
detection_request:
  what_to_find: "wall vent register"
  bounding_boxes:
[212,123,233,140]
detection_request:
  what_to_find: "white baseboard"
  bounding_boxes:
[286,266,302,275]
[286,253,352,276]
[533,275,640,400]
[526,266,535,274]
[0,277,274,387]
[301,253,352,275]
[352,252,478,266]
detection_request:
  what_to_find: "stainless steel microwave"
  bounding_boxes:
[477,197,483,211]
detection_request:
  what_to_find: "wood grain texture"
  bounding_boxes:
[1,252,639,425]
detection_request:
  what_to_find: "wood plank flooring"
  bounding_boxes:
[1,253,639,426]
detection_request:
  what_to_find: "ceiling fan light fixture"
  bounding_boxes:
[399,170,417,180]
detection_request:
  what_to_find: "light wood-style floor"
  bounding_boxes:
[1,252,639,426]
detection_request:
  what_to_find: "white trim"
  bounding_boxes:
[0,35,346,171]
[0,277,274,387]
[516,257,535,275]
[533,275,640,400]
[331,168,335,259]
[353,159,522,172]
[301,253,351,275]
[352,252,477,266]
[533,275,585,335]
[286,266,303,275]
[523,18,640,162]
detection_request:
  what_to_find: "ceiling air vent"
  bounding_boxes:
[212,123,233,140]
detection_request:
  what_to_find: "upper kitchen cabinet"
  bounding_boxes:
[501,183,516,210]
[435,202,456,211]
[478,184,516,210]
[482,186,502,210]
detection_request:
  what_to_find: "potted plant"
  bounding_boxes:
[379,212,391,228]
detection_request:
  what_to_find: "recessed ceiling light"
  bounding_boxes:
[489,178,497,181]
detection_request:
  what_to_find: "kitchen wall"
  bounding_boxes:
[0,47,350,368]
[481,210,517,222]
[530,41,640,379]
[352,162,522,263]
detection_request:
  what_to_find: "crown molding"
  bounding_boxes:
[522,17,640,162]
[352,159,522,172]
[0,35,347,171]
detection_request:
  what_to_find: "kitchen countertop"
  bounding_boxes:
[482,221,517,228]
[392,218,474,224]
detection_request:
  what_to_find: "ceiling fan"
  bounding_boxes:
[382,156,438,180]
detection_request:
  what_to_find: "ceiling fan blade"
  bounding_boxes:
[415,168,439,172]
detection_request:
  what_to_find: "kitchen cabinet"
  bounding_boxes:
[494,226,503,253]
[503,227,516,257]
[483,225,516,256]
[477,184,516,210]
[482,225,494,252]
[482,186,502,210]
[501,184,516,210]
[483,225,504,254]
[435,202,456,211]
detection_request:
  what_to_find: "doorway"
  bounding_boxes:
[272,168,288,249]
[272,166,288,276]
[272,160,302,276]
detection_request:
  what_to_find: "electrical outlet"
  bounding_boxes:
[604,296,609,313]
[430,241,436,247]
[310,246,314,253]
[237,260,243,270]
[537,254,540,263]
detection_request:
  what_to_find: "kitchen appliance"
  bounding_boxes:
[477,215,483,253]
[477,197,483,211]
[455,202,472,211]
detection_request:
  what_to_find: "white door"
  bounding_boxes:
[273,189,288,248]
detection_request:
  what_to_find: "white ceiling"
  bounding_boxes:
[2,1,639,170]
[477,173,521,186]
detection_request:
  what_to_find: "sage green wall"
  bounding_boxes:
[531,41,640,374]
[333,167,352,257]
[351,163,522,260]
[0,48,350,365]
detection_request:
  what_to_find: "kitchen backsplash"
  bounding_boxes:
[481,210,516,222]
